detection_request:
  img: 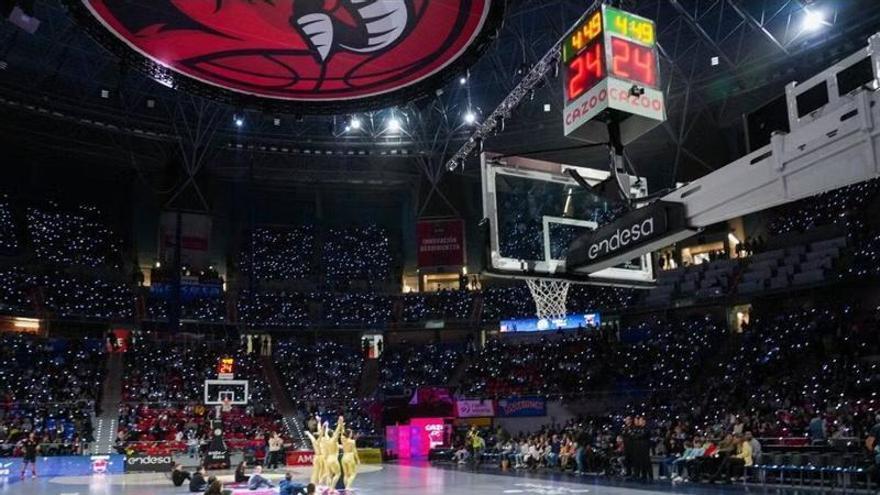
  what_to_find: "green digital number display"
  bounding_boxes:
[605,6,655,46]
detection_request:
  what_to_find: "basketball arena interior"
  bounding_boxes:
[2,1,880,494]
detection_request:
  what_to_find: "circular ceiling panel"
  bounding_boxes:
[70,0,503,113]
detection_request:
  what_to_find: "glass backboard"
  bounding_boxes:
[481,152,653,285]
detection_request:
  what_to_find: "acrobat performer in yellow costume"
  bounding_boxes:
[321,416,344,488]
[304,416,326,485]
[341,428,360,489]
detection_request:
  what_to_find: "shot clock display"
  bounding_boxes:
[609,37,657,87]
[566,38,605,102]
[561,5,665,142]
[563,5,659,103]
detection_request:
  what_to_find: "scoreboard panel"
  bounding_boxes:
[561,5,665,144]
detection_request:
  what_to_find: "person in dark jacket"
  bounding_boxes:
[279,472,306,495]
[171,463,191,487]
[234,461,248,483]
[204,479,223,495]
[189,466,209,492]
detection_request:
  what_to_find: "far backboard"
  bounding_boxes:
[480,152,653,285]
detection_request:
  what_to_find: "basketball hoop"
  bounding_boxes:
[221,398,232,413]
[526,278,570,322]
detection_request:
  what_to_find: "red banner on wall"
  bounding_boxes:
[416,219,466,268]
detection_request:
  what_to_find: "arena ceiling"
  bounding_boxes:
[2,0,880,196]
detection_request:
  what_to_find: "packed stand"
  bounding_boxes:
[459,330,617,399]
[26,204,123,269]
[0,268,33,314]
[322,225,393,283]
[236,289,311,327]
[118,340,282,456]
[379,343,463,394]
[37,271,133,320]
[0,334,104,456]
[0,197,18,255]
[242,226,315,280]
[446,303,880,486]
[274,340,377,436]
[146,292,226,323]
[767,179,880,236]
[401,290,474,322]
[322,292,391,328]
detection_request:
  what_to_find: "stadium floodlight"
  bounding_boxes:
[464,111,477,125]
[802,9,826,31]
[387,116,401,132]
[459,76,467,85]
[350,117,362,130]
[234,116,244,127]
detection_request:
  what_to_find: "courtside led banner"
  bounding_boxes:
[500,313,600,332]
[455,399,495,418]
[496,397,547,417]
[0,455,124,478]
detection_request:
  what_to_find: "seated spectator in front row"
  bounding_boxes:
[279,472,306,495]
[190,466,208,492]
[172,463,191,487]
[248,465,274,490]
[234,461,248,483]
[204,479,223,495]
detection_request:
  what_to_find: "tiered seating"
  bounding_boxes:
[322,225,393,282]
[236,290,311,327]
[645,260,739,305]
[26,204,122,268]
[119,340,282,454]
[274,340,376,436]
[322,292,391,327]
[0,334,104,455]
[379,344,463,394]
[738,238,845,293]
[242,226,315,280]
[0,197,17,255]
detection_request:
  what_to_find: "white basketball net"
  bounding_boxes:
[526,279,570,321]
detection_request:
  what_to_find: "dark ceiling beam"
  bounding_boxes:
[666,0,736,69]
[726,0,790,56]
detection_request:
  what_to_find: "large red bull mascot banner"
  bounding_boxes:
[70,0,503,112]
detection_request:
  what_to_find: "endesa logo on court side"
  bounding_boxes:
[125,453,174,472]
[567,201,687,269]
[564,78,665,136]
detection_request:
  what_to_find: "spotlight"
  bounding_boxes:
[464,111,476,125]
[234,116,244,127]
[387,117,401,132]
[273,118,281,126]
[344,125,351,132]
[350,117,362,130]
[543,103,551,112]
[100,89,110,99]
[459,76,467,85]
[802,9,825,31]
